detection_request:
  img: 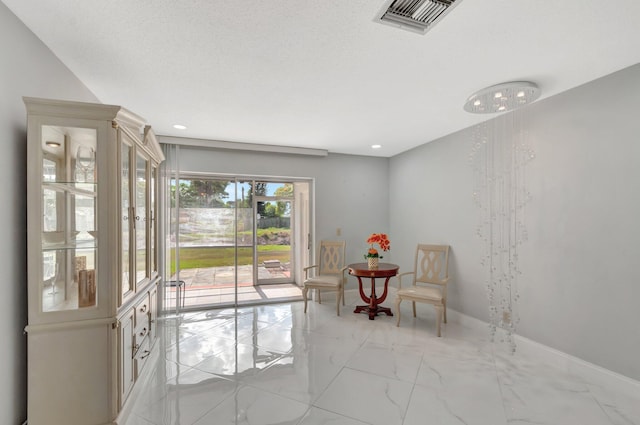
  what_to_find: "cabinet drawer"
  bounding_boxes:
[134,320,150,346]
[134,337,151,379]
[134,294,150,329]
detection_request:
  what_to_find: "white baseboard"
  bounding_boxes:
[447,309,640,395]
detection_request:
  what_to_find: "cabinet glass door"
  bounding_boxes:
[150,165,157,277]
[135,153,148,285]
[41,125,97,312]
[121,140,133,299]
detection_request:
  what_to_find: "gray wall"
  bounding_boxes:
[0,3,98,423]
[389,64,640,381]
[165,145,390,268]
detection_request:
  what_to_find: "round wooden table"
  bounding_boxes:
[348,262,399,320]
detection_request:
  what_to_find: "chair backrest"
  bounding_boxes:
[317,240,346,276]
[413,244,450,287]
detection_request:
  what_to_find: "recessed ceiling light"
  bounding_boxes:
[45,140,61,147]
[371,144,382,149]
[173,124,187,130]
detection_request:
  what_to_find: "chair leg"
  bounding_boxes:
[303,287,308,313]
[318,289,322,304]
[342,285,345,306]
[435,305,443,337]
[395,297,402,327]
[443,300,447,323]
[336,289,341,316]
[412,301,416,317]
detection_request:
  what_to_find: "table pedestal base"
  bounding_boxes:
[348,263,399,321]
[354,303,393,320]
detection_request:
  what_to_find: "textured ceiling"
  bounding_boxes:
[4,0,640,157]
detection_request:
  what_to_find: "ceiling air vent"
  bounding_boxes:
[378,0,461,34]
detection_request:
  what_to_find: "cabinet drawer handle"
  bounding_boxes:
[139,304,147,313]
[139,327,147,337]
[140,350,151,360]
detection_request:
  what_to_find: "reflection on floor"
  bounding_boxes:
[124,290,640,425]
[165,265,300,309]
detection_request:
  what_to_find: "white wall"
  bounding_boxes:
[161,144,390,272]
[390,64,640,381]
[0,3,99,423]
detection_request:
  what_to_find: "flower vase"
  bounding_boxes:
[367,257,379,270]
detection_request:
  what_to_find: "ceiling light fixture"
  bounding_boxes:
[371,144,382,149]
[173,124,187,130]
[464,81,541,114]
[468,80,539,353]
[45,140,61,147]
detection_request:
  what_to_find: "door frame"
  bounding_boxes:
[160,165,313,311]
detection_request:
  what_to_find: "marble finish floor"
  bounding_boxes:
[124,292,640,425]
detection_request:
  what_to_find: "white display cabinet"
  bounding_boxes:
[24,97,164,424]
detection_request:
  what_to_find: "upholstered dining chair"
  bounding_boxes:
[303,240,347,316]
[395,244,450,336]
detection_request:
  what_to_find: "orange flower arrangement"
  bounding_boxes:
[364,233,390,259]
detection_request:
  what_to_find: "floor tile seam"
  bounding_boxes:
[245,338,337,358]
[307,326,373,342]
[291,405,315,425]
[309,405,371,425]
[132,412,156,425]
[173,325,227,337]
[161,360,198,380]
[165,335,240,367]
[187,380,243,425]
[348,341,425,384]
[406,350,426,384]
[195,311,295,332]
[240,379,319,408]
[399,382,418,425]
[185,354,247,381]
[486,343,513,424]
[126,411,159,425]
[185,342,304,384]
[172,332,239,352]
[362,337,430,356]
[132,379,234,425]
[308,362,351,411]
[342,364,418,385]
[186,339,292,373]
[412,350,440,388]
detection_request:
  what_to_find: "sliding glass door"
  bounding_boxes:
[255,194,293,285]
[166,177,299,311]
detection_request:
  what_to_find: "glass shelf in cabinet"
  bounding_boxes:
[42,181,97,196]
[42,238,97,252]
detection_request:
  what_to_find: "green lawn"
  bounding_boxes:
[170,245,290,274]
